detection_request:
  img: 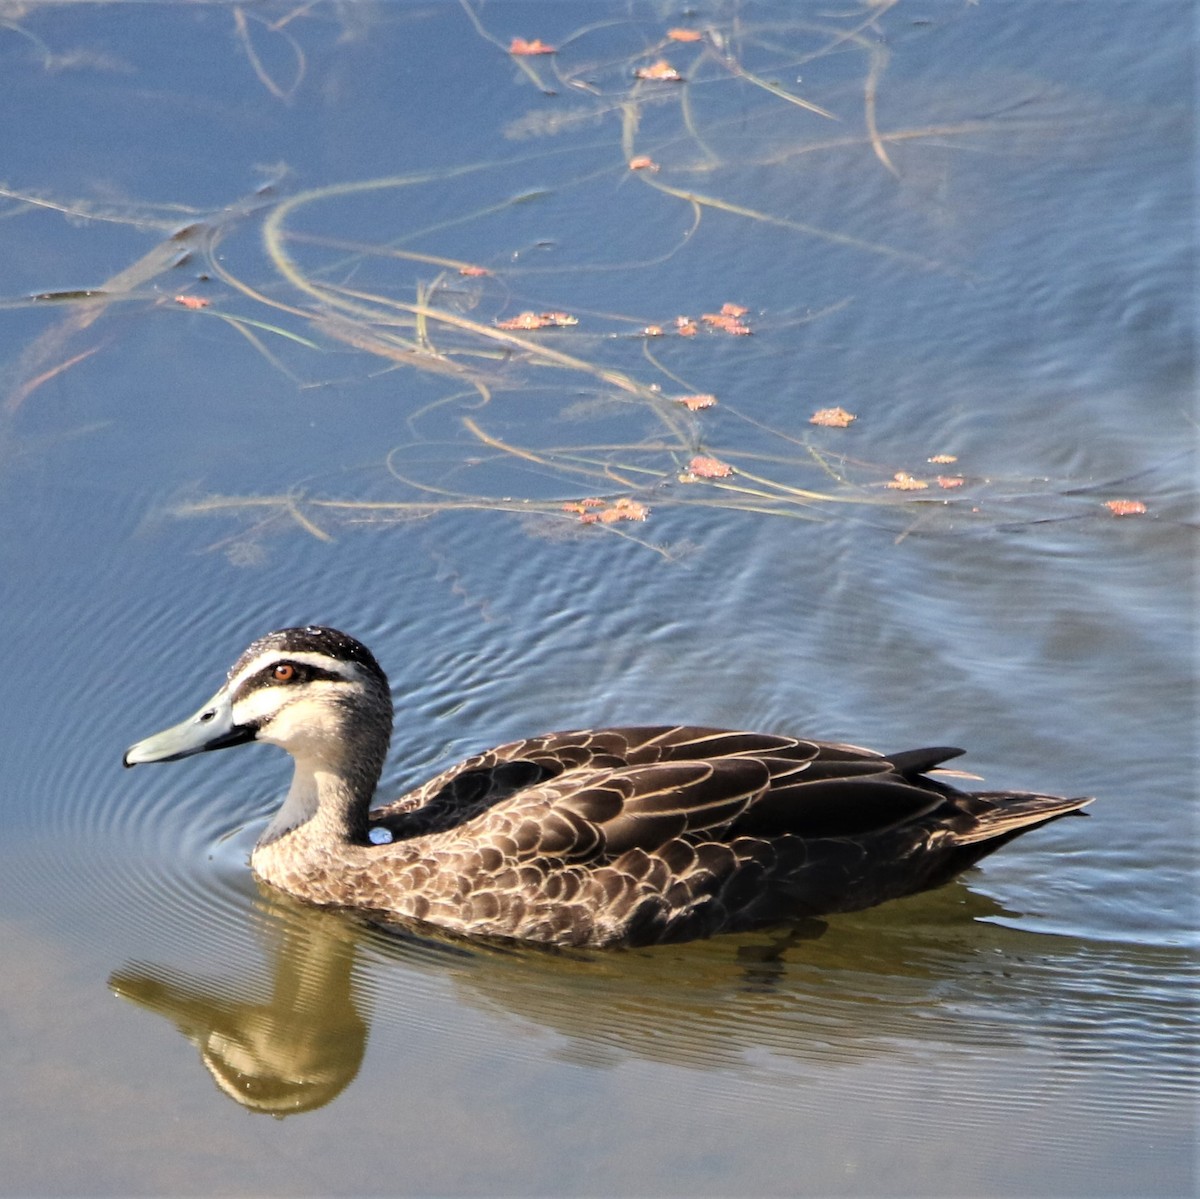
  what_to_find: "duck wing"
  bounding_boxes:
[369,726,762,836]
[365,728,1087,945]
[389,728,969,863]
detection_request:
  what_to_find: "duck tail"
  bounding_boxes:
[948,793,1094,846]
[886,746,965,776]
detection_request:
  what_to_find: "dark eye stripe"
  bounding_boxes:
[235,660,350,699]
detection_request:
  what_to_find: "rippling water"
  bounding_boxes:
[0,2,1194,1195]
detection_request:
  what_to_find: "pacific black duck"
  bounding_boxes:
[124,626,1092,946]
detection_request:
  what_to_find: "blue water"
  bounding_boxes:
[0,2,1194,1195]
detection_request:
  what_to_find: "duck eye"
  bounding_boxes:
[273,663,297,682]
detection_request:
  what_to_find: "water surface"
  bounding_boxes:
[0,2,1194,1195]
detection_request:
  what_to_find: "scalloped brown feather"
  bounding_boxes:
[311,725,1093,946]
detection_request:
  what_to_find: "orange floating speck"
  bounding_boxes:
[495,311,578,331]
[510,37,556,56]
[700,311,751,335]
[1105,499,1147,516]
[683,455,733,479]
[636,60,684,82]
[809,407,856,428]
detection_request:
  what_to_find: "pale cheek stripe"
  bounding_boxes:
[233,677,348,725]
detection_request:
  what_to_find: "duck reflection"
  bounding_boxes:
[110,897,370,1117]
[109,881,1100,1115]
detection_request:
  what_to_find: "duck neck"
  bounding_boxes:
[257,749,380,853]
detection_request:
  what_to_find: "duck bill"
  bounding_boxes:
[123,688,256,767]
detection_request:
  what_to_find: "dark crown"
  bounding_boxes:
[230,626,387,682]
